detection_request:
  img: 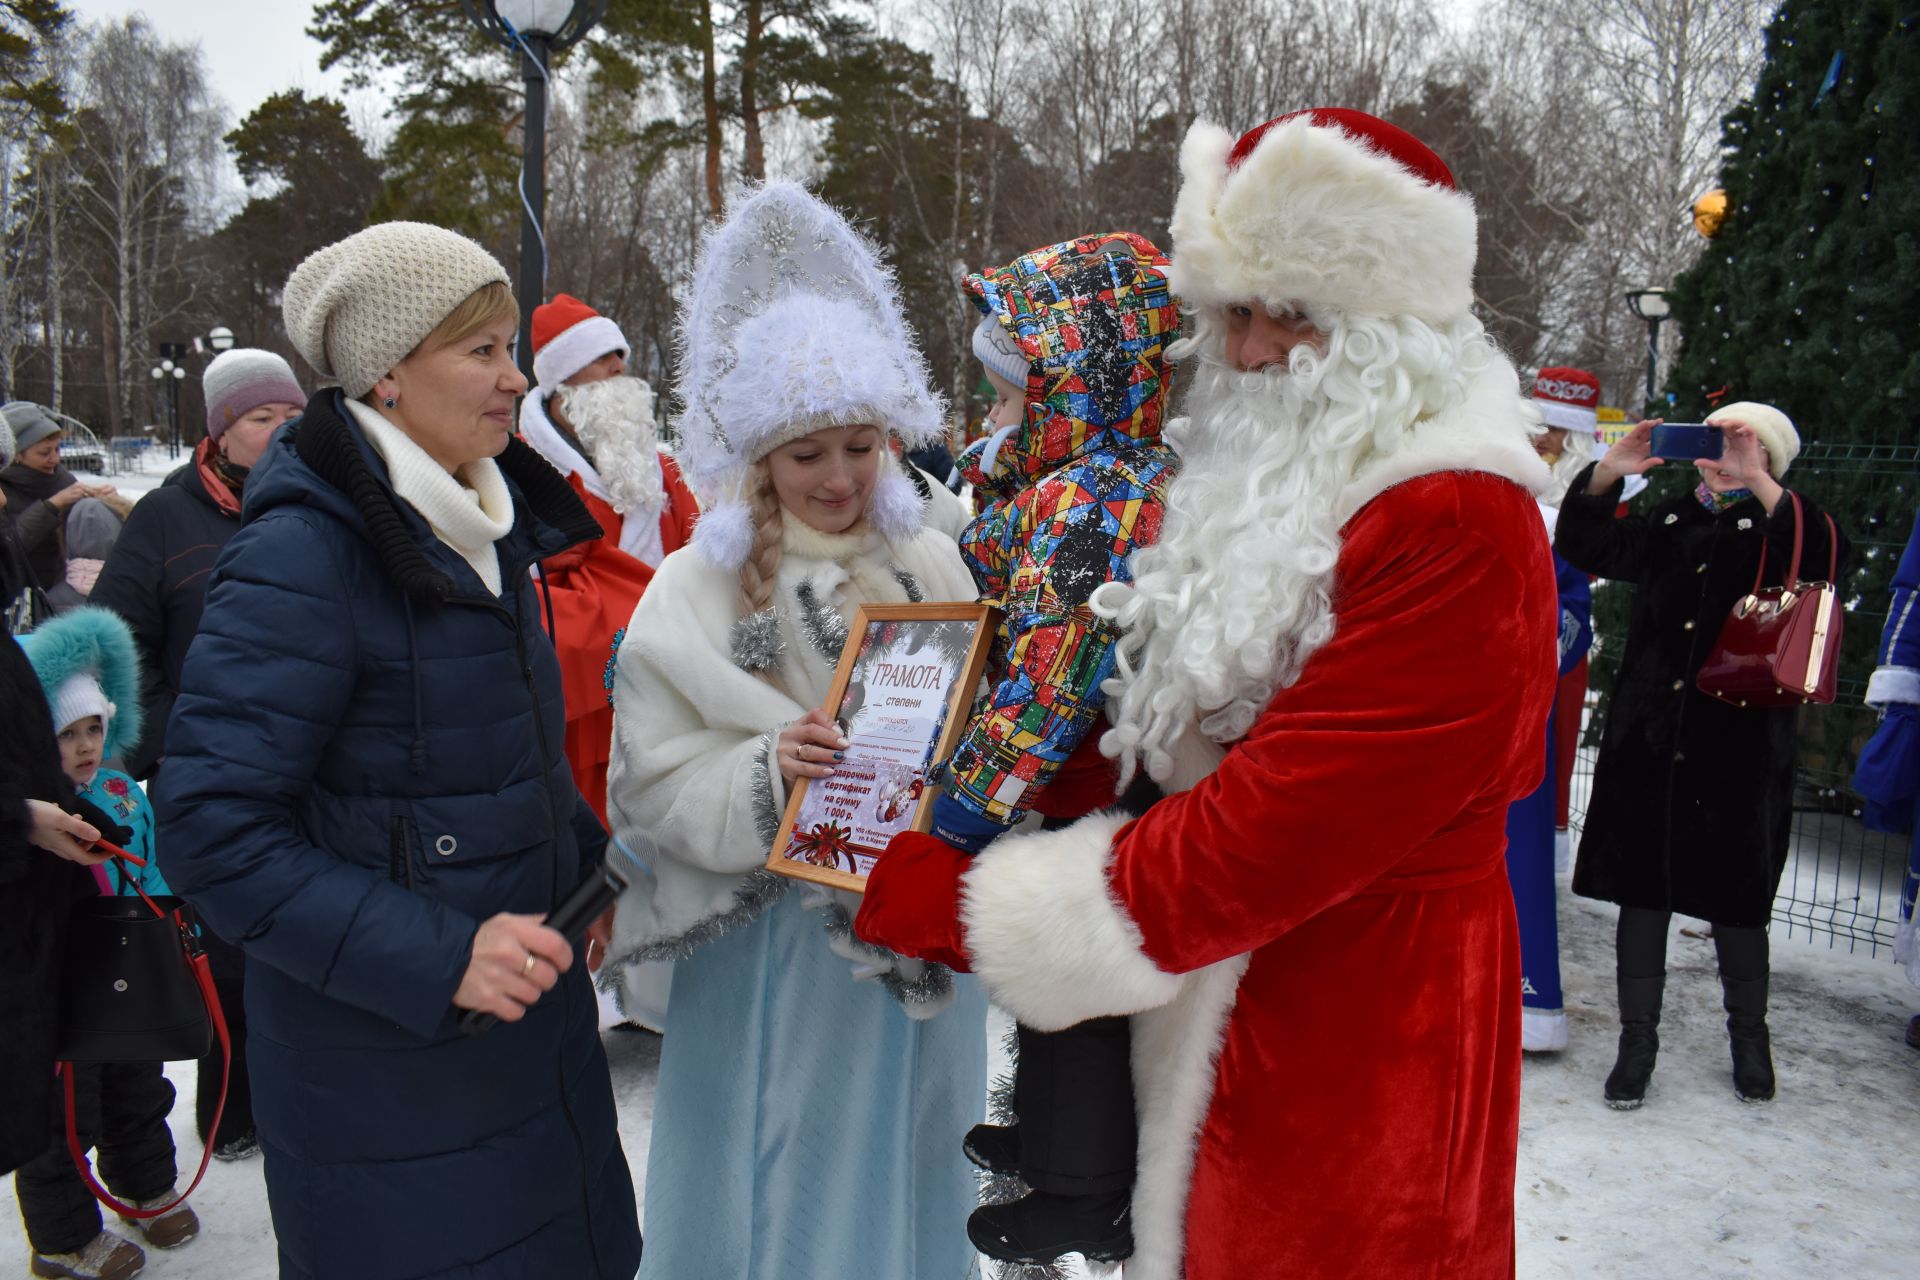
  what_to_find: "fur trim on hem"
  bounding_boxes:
[961,812,1186,1030]
[1127,955,1250,1280]
[597,867,790,979]
[816,899,957,1019]
[1866,665,1920,710]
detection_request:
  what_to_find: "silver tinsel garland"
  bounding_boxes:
[730,606,785,671]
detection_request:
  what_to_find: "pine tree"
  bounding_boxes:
[1664,0,1919,790]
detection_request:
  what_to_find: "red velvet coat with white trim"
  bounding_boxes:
[539,459,698,824]
[959,466,1558,1280]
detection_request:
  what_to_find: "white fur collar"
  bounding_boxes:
[1335,354,1551,526]
[779,510,880,564]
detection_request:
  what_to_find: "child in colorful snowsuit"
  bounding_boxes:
[16,606,198,1280]
[927,232,1180,1266]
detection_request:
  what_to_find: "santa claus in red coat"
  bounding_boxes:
[518,294,700,823]
[857,108,1558,1278]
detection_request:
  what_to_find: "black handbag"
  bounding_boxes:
[55,892,213,1063]
[55,842,230,1221]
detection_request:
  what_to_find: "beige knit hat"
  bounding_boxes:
[1706,401,1800,480]
[282,222,511,399]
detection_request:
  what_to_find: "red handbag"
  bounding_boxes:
[1695,491,1842,708]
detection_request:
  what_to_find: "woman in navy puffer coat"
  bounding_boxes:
[154,222,641,1279]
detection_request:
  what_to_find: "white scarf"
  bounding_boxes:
[346,399,514,595]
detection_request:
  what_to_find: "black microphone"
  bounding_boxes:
[456,837,649,1037]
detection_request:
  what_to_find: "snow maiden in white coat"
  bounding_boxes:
[602,182,987,1280]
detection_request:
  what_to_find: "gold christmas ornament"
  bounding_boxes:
[1693,188,1729,238]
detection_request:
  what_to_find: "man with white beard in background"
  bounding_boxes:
[856,108,1560,1278]
[520,294,698,1032]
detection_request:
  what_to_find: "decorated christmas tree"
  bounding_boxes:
[1664,0,1918,789]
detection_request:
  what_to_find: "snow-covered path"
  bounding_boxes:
[8,878,1917,1277]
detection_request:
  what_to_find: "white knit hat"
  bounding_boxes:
[673,183,946,570]
[51,670,113,736]
[282,222,511,399]
[1706,401,1800,479]
[203,349,304,440]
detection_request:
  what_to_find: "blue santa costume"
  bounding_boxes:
[1505,369,1600,1053]
[1854,509,1920,1044]
[1505,516,1591,1052]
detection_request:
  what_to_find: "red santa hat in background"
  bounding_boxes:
[1169,107,1477,323]
[1531,366,1601,435]
[532,293,628,389]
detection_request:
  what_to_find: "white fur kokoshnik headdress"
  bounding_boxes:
[673,182,947,570]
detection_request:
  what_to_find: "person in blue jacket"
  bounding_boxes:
[1854,509,1920,1051]
[1504,514,1592,1054]
[153,222,641,1280]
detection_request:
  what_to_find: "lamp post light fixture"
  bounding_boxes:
[463,0,608,381]
[149,355,188,458]
[208,325,235,353]
[1624,287,1672,409]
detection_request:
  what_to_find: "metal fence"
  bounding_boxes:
[1565,438,1920,958]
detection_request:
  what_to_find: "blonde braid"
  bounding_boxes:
[737,463,784,618]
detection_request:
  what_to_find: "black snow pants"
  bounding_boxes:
[13,1060,177,1254]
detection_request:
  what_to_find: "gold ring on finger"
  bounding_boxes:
[521,952,537,976]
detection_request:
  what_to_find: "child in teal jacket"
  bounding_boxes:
[17,607,198,1274]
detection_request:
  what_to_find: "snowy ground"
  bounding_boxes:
[7,870,1916,1278]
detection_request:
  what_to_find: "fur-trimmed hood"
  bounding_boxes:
[19,606,144,760]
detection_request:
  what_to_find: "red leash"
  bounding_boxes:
[59,840,232,1219]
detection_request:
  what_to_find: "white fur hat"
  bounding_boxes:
[1169,108,1478,324]
[1706,401,1799,479]
[282,222,510,399]
[672,183,946,570]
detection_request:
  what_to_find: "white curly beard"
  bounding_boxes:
[556,376,665,518]
[1097,309,1488,785]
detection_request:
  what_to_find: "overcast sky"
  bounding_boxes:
[68,0,353,124]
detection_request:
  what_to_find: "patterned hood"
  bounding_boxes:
[962,232,1181,489]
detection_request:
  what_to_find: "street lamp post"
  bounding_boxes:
[1624,287,1672,409]
[149,356,187,458]
[463,0,607,382]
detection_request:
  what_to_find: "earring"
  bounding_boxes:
[383,395,397,409]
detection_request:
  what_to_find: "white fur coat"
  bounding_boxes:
[603,515,977,996]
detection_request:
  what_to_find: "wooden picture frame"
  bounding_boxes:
[766,602,1000,893]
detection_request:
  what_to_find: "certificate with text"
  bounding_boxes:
[768,603,998,893]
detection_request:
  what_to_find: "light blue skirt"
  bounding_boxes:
[639,893,987,1280]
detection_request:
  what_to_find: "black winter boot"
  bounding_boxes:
[1604,907,1670,1111]
[1716,926,1775,1103]
[967,1189,1133,1266]
[1604,975,1664,1110]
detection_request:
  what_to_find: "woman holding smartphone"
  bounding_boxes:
[1554,402,1848,1110]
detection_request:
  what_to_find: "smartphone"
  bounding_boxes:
[1649,423,1724,461]
[458,860,633,1036]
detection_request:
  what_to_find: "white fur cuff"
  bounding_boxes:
[1866,665,1920,710]
[961,812,1185,1031]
